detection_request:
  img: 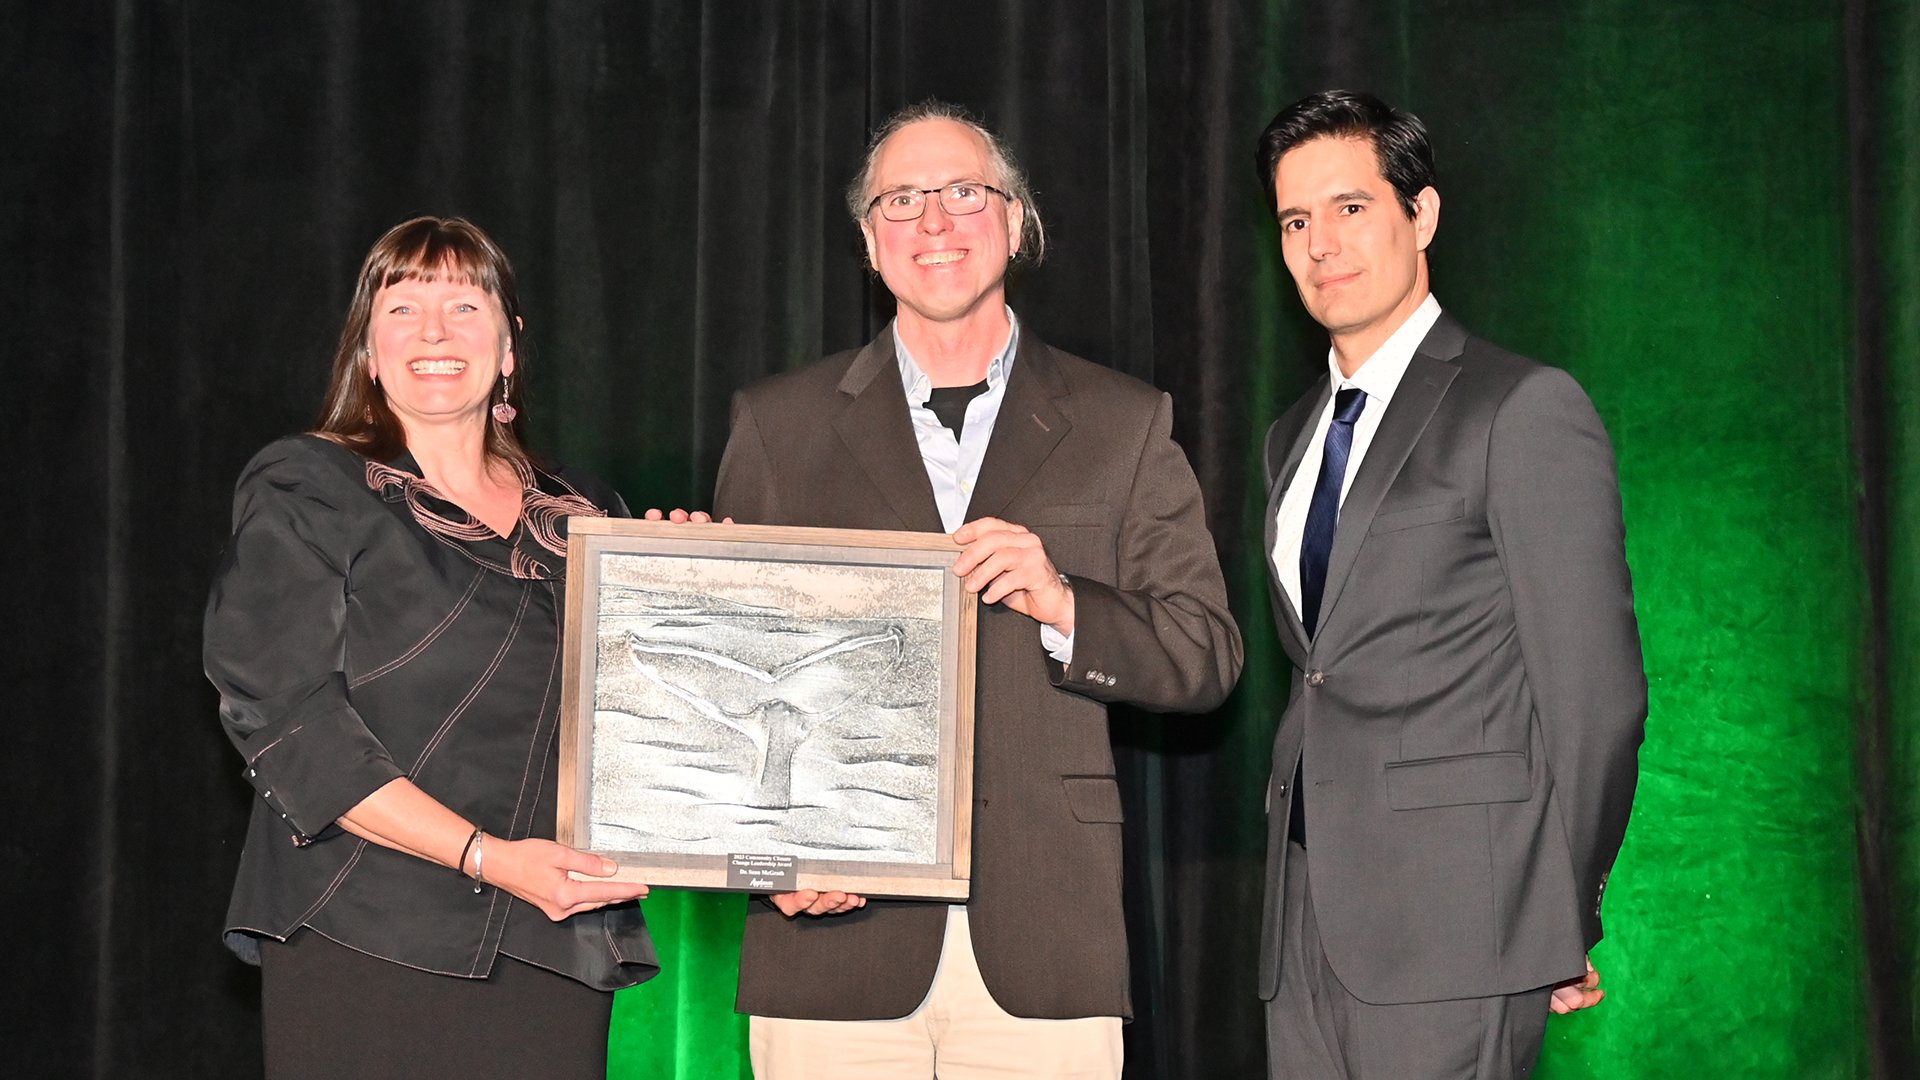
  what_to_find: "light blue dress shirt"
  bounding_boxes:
[894,311,1074,663]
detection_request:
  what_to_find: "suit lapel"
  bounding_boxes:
[1311,316,1467,639]
[1264,378,1329,659]
[1266,382,1327,493]
[963,331,1071,523]
[831,327,946,533]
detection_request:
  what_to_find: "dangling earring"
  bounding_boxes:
[492,375,518,424]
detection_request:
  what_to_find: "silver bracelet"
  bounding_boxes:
[470,832,487,894]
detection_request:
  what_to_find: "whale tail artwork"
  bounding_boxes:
[626,624,908,809]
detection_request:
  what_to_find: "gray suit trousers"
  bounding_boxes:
[1266,842,1551,1080]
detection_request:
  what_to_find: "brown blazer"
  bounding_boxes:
[714,320,1242,1021]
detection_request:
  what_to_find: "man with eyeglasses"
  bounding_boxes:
[714,101,1242,1079]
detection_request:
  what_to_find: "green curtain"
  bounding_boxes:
[610,892,751,1077]
[1874,0,1920,1065]
[1498,4,1863,1075]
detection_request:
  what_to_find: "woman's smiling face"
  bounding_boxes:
[365,271,514,432]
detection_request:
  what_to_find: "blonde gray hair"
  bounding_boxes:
[845,100,1046,265]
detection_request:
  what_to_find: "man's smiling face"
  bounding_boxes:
[860,118,1023,329]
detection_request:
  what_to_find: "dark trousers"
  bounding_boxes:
[260,928,614,1080]
[1265,842,1551,1080]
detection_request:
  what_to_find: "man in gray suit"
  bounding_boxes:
[714,101,1241,1079]
[1253,90,1646,1078]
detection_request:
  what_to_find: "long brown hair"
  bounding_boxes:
[314,216,532,468]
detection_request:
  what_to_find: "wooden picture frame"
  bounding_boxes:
[558,519,976,900]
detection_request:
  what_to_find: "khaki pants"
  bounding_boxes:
[750,907,1123,1079]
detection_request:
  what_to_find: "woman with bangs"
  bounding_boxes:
[205,216,659,1078]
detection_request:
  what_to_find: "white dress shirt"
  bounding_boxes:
[895,311,1074,663]
[896,314,1015,534]
[1273,294,1444,618]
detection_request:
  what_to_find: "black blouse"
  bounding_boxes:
[204,435,658,991]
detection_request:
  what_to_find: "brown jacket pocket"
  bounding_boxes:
[1063,775,1125,823]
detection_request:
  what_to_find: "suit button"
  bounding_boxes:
[1306,670,1326,686]
[1276,782,1289,797]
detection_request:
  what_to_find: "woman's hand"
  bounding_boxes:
[480,836,651,922]
[336,780,648,923]
[768,889,866,917]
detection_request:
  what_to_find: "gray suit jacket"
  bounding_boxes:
[716,320,1242,1021]
[1259,312,1646,1005]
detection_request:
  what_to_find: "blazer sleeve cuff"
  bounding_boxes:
[1049,575,1125,698]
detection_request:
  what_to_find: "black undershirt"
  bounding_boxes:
[925,380,990,440]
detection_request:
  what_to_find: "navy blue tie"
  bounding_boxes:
[1289,386,1365,848]
[1298,387,1367,638]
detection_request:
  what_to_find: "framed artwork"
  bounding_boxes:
[557,519,977,899]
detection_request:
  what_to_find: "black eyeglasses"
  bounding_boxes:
[866,181,1011,222]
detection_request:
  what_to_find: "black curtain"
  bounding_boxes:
[9,2,1910,1077]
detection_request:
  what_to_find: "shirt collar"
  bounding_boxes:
[1326,293,1442,404]
[896,307,1019,406]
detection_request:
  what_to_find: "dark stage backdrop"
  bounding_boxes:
[9,2,1913,1077]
